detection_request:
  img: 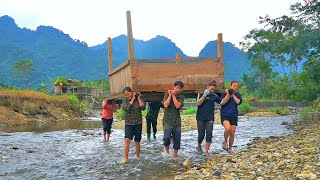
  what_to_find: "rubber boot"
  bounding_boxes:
[147,133,151,140]
[153,133,156,139]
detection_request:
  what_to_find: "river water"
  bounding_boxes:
[0,115,299,180]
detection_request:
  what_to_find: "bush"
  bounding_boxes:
[68,94,86,112]
[116,108,125,121]
[182,108,197,115]
[269,107,290,116]
[238,102,254,114]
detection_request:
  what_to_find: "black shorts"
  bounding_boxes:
[221,116,238,126]
[125,123,142,142]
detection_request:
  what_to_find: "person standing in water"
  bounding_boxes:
[220,81,242,155]
[145,101,163,140]
[162,80,184,160]
[101,97,120,142]
[121,87,146,163]
[196,80,224,158]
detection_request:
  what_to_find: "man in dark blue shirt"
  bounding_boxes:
[220,81,242,155]
[196,80,223,158]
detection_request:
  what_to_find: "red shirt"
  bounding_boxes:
[102,100,120,119]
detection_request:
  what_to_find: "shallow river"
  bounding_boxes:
[0,115,298,179]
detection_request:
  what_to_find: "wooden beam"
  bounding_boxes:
[176,53,181,64]
[126,11,135,62]
[108,37,113,74]
[218,33,223,59]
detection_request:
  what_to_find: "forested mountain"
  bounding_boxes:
[0,15,249,90]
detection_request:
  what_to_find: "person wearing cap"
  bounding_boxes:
[196,80,223,158]
[162,80,184,160]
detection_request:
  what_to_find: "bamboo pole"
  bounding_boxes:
[108,37,113,74]
[126,11,135,62]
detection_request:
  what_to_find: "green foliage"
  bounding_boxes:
[116,108,125,121]
[238,102,255,115]
[182,108,197,115]
[54,76,68,86]
[39,82,49,93]
[299,106,313,119]
[269,107,290,116]
[68,94,81,105]
[13,59,34,88]
[67,94,87,112]
[240,1,319,102]
[82,79,110,95]
[300,97,320,119]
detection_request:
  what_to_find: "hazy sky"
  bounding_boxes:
[0,0,299,56]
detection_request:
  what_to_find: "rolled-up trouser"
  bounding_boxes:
[197,120,213,144]
[163,123,181,150]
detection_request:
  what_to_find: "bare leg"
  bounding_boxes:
[103,133,107,142]
[124,138,131,161]
[228,125,237,154]
[106,133,110,141]
[165,146,170,154]
[197,143,203,152]
[173,149,179,160]
[223,121,231,150]
[205,142,211,157]
[135,141,140,159]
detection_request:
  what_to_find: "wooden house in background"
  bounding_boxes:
[108,11,225,101]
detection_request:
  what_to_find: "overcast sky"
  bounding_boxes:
[0,0,299,56]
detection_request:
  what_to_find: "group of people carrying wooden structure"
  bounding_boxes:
[101,11,242,163]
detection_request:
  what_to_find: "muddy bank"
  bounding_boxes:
[0,90,84,127]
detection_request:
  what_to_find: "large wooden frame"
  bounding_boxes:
[108,11,224,101]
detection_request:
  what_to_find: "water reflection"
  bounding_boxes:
[0,120,102,133]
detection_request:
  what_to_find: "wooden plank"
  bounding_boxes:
[108,61,130,76]
[131,57,219,64]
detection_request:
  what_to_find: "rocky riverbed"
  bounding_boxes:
[175,111,320,179]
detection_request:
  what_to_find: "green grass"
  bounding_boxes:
[182,108,197,115]
[238,102,254,114]
[269,107,290,115]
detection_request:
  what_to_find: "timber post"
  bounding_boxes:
[217,33,223,59]
[108,37,113,74]
[176,52,181,64]
[126,11,135,63]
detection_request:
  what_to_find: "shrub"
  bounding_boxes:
[269,107,290,116]
[116,108,125,121]
[182,108,197,115]
[68,94,81,105]
[238,102,254,114]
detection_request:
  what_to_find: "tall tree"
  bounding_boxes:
[241,0,319,101]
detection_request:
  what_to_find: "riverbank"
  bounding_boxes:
[0,89,84,127]
[175,110,319,179]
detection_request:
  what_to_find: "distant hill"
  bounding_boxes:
[199,41,250,81]
[0,15,250,90]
